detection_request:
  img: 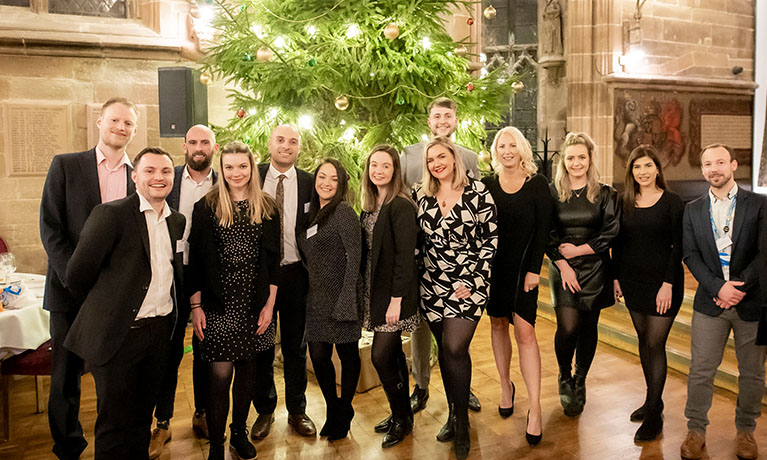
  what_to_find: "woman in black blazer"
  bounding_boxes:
[360,145,420,448]
[187,142,280,460]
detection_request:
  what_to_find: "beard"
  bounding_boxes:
[187,153,212,172]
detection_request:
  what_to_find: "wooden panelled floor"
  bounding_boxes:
[2,313,765,460]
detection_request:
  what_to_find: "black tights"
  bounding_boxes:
[428,318,479,415]
[207,358,256,443]
[308,342,361,408]
[554,307,601,379]
[629,310,674,413]
[371,331,406,386]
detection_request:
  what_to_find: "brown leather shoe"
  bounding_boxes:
[250,413,275,440]
[288,413,317,437]
[192,412,209,439]
[736,431,759,460]
[149,426,171,459]
[680,430,705,460]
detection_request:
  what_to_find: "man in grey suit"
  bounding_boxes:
[396,97,481,420]
[679,144,766,460]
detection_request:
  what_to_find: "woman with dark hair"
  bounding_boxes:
[482,127,551,446]
[299,158,362,441]
[188,141,280,460]
[548,132,619,418]
[417,136,497,460]
[360,145,419,448]
[613,145,684,442]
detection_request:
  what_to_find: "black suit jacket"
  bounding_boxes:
[39,148,135,312]
[63,193,185,366]
[166,165,219,211]
[257,163,314,238]
[683,187,765,321]
[361,196,420,327]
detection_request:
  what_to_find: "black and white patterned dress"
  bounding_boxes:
[199,200,277,362]
[417,179,498,322]
[299,201,363,344]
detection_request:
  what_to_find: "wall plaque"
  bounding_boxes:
[4,103,71,176]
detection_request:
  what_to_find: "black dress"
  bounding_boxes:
[299,201,362,344]
[195,200,277,362]
[483,174,552,325]
[547,184,619,311]
[613,191,685,317]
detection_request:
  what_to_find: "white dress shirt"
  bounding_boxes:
[709,182,737,281]
[136,192,174,319]
[178,166,215,264]
[262,164,300,265]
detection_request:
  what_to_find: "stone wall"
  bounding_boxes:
[565,0,756,185]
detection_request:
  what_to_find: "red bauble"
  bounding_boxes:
[466,82,474,92]
[237,108,246,118]
[467,17,474,26]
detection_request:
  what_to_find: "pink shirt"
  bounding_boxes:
[95,147,131,203]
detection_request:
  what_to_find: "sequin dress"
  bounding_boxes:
[199,200,276,361]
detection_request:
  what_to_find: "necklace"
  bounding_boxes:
[573,187,585,198]
[441,199,447,208]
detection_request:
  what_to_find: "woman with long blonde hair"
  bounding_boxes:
[547,132,619,418]
[482,127,552,445]
[188,141,280,460]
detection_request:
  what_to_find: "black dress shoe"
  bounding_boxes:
[630,400,663,422]
[634,414,663,443]
[468,390,481,412]
[229,425,257,460]
[436,405,456,442]
[453,414,470,460]
[498,381,515,418]
[327,403,354,441]
[288,413,317,437]
[410,385,429,413]
[250,413,274,440]
[382,415,413,448]
[525,411,542,446]
[374,415,392,433]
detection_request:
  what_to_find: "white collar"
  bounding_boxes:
[709,182,738,203]
[137,191,171,219]
[268,163,296,180]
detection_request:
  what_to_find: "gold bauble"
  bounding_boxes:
[189,4,200,18]
[199,72,211,85]
[334,95,350,111]
[454,45,468,57]
[511,80,525,92]
[484,5,497,20]
[256,47,273,62]
[383,23,400,40]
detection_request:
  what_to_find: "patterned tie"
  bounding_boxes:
[276,174,286,261]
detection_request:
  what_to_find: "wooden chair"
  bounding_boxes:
[0,340,52,442]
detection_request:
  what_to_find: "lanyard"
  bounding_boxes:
[709,194,736,240]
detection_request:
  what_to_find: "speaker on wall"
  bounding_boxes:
[158,67,208,138]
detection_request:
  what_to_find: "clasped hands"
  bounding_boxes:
[714,280,746,309]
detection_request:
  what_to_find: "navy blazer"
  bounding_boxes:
[682,187,766,321]
[63,193,185,366]
[257,163,314,237]
[166,165,219,212]
[39,148,135,312]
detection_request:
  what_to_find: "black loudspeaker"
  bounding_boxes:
[158,67,208,137]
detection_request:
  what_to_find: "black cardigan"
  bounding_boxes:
[361,195,419,327]
[186,198,281,314]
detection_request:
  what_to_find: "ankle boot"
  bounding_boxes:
[208,440,225,460]
[634,411,663,442]
[382,377,414,448]
[328,400,354,441]
[558,374,578,416]
[320,397,339,437]
[572,371,587,415]
[229,425,257,460]
[436,404,456,442]
[453,410,470,460]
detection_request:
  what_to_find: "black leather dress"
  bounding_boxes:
[547,183,619,311]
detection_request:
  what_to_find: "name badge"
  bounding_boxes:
[716,236,733,251]
[176,239,189,265]
[306,224,318,239]
[304,202,311,213]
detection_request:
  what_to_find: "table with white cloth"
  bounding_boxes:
[0,273,49,361]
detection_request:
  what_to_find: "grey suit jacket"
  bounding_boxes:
[400,141,480,189]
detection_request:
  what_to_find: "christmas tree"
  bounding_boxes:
[200,0,518,186]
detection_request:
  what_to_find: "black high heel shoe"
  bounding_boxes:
[525,411,542,446]
[498,381,515,419]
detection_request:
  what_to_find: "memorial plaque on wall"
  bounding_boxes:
[613,89,753,182]
[86,103,148,161]
[3,103,71,177]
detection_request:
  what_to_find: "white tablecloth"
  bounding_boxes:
[0,273,49,360]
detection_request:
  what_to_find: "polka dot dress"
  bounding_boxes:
[199,200,276,362]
